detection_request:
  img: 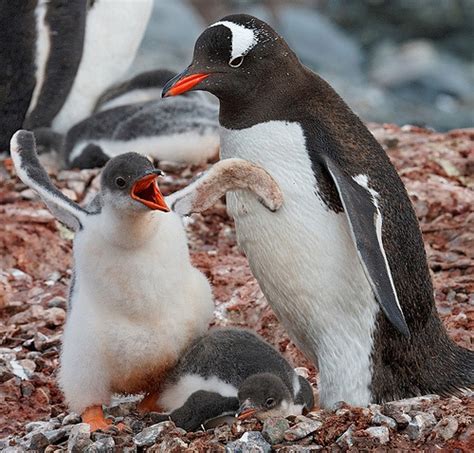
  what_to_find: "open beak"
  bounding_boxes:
[236,402,259,421]
[162,68,209,97]
[131,172,170,212]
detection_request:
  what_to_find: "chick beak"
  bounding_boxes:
[162,68,209,97]
[131,172,170,212]
[236,401,259,421]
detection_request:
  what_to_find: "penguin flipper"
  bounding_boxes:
[167,390,239,432]
[323,156,410,338]
[10,130,88,231]
[168,158,283,215]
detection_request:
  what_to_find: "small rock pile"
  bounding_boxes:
[1,393,472,451]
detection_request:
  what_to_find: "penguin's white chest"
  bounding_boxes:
[220,121,379,407]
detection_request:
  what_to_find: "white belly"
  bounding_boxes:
[59,211,213,413]
[220,121,379,407]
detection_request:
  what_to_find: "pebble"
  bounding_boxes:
[405,412,437,440]
[276,446,322,452]
[27,432,49,451]
[84,436,115,453]
[68,423,92,452]
[47,296,67,309]
[262,417,289,444]
[383,395,440,413]
[371,412,397,429]
[365,426,390,445]
[336,425,354,448]
[433,416,459,441]
[225,431,271,453]
[284,416,323,441]
[43,307,66,327]
[133,421,174,447]
[62,413,82,426]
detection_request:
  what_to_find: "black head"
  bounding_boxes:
[100,152,169,212]
[237,373,293,421]
[162,14,300,103]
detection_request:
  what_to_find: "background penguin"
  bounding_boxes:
[150,328,314,432]
[64,91,220,169]
[10,129,282,431]
[0,0,152,150]
[162,14,474,408]
[94,69,182,112]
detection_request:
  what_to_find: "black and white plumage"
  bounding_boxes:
[162,14,474,407]
[64,90,219,169]
[10,129,283,430]
[94,69,179,112]
[153,329,314,432]
[0,0,152,150]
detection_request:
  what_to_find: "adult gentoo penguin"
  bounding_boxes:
[151,328,314,432]
[162,14,474,407]
[10,130,282,430]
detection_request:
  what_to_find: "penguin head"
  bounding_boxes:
[100,152,169,213]
[162,14,298,101]
[236,373,293,421]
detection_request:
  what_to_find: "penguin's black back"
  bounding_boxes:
[169,328,296,393]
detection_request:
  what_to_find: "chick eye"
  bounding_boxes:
[115,177,126,188]
[265,398,275,408]
[229,56,244,68]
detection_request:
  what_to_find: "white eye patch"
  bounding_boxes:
[209,20,257,60]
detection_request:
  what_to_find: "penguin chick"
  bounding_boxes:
[10,130,283,431]
[152,329,313,432]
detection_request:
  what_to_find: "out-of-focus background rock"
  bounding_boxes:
[136,0,474,131]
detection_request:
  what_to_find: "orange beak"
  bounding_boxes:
[131,174,170,212]
[162,73,209,97]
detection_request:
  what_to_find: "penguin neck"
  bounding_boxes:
[218,65,311,130]
[99,204,158,248]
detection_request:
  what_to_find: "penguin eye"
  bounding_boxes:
[265,398,275,408]
[115,177,126,188]
[229,56,244,68]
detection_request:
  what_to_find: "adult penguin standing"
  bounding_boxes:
[162,14,474,408]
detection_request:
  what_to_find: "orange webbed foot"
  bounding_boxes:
[82,405,116,432]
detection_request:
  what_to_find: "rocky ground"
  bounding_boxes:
[0,123,473,451]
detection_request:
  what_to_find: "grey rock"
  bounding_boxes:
[0,365,14,383]
[336,425,354,448]
[84,436,115,453]
[62,413,81,426]
[276,446,323,452]
[384,395,440,413]
[225,431,271,453]
[47,296,67,310]
[68,423,92,453]
[27,432,49,451]
[43,428,69,444]
[405,412,437,440]
[25,420,59,433]
[262,417,290,444]
[365,426,390,445]
[433,416,459,441]
[284,415,323,441]
[3,448,27,453]
[133,421,174,447]
[371,412,397,429]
